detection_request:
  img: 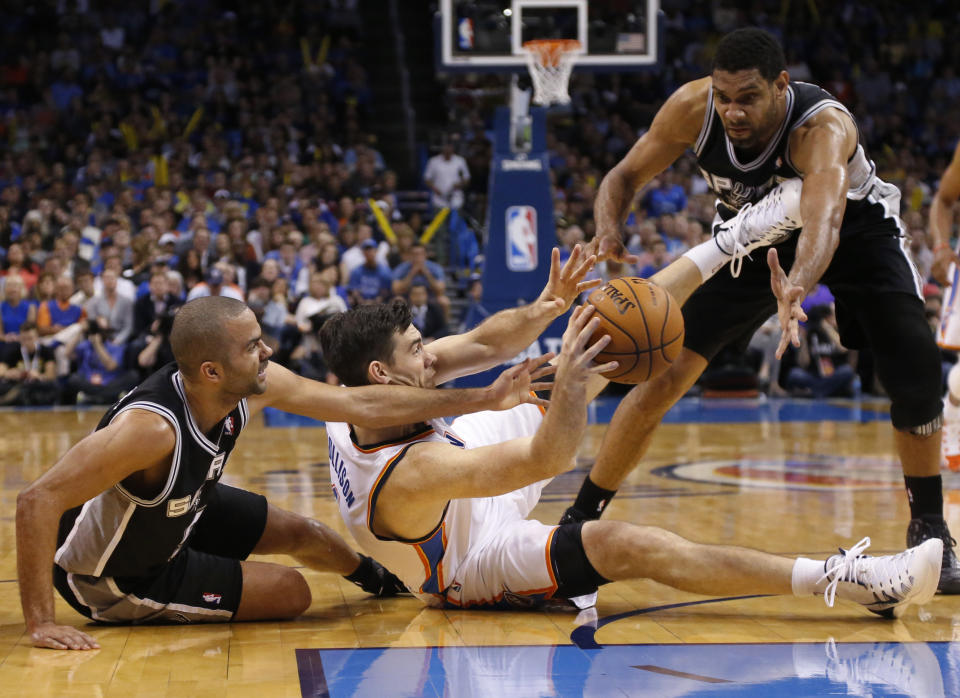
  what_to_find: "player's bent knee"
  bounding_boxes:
[236,562,312,621]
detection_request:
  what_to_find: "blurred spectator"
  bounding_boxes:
[63,321,138,405]
[643,171,688,218]
[0,276,37,344]
[0,322,59,406]
[347,239,393,306]
[392,243,450,317]
[458,274,490,333]
[131,269,182,374]
[2,243,39,292]
[186,266,244,302]
[638,238,671,278]
[785,304,857,398]
[86,268,134,345]
[424,139,470,211]
[407,283,448,343]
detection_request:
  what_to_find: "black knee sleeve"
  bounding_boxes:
[550,522,610,599]
[865,294,942,431]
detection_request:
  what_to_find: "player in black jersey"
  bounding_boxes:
[562,27,960,593]
[17,246,597,651]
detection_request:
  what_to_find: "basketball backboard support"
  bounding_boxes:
[437,0,661,73]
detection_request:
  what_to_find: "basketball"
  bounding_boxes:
[585,277,685,384]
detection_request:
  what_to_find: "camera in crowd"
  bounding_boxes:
[86,319,115,340]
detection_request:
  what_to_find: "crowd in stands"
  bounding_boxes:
[1,0,959,407]
[0,0,454,406]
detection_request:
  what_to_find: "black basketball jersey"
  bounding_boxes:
[694,81,883,229]
[55,363,249,578]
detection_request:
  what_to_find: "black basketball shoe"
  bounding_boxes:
[906,516,960,594]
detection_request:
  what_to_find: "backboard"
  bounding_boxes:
[437,0,660,73]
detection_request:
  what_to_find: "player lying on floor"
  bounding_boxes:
[318,254,941,617]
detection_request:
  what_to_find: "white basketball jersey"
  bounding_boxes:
[326,404,545,607]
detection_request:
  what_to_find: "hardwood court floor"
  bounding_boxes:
[2,399,960,696]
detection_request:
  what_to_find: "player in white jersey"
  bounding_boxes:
[319,250,942,617]
[930,139,960,470]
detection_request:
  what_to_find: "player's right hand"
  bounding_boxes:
[557,305,616,384]
[486,354,558,411]
[931,245,959,286]
[29,622,100,650]
[588,233,640,265]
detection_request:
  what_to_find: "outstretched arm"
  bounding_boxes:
[246,357,553,426]
[784,108,857,296]
[427,244,598,384]
[593,78,706,262]
[17,411,176,650]
[931,140,960,284]
[372,305,614,540]
[771,108,858,358]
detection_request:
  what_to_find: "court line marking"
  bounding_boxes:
[632,664,734,683]
[570,595,771,649]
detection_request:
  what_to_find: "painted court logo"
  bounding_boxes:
[506,205,537,272]
[653,455,905,491]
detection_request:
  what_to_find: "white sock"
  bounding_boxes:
[791,557,827,596]
[682,239,730,282]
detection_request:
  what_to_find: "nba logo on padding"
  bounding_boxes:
[506,205,537,271]
[457,18,473,50]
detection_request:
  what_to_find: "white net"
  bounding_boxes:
[522,39,580,106]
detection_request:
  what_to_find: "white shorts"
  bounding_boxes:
[939,263,960,350]
[439,403,561,609]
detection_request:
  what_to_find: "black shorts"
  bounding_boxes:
[684,200,924,361]
[54,484,268,624]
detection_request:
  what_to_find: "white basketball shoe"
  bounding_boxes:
[713,177,804,277]
[819,537,942,618]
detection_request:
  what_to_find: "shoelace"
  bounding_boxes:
[820,536,872,608]
[725,202,754,279]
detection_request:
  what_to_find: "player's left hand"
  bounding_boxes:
[536,246,600,316]
[485,354,557,411]
[347,555,409,597]
[932,244,959,286]
[768,248,807,359]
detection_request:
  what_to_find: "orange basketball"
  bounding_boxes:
[584,277,685,384]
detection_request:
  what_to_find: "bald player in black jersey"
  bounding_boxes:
[562,27,960,593]
[17,246,596,651]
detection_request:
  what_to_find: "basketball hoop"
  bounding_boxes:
[522,39,581,106]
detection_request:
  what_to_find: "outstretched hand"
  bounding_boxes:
[768,248,807,359]
[587,234,640,265]
[536,245,601,316]
[555,304,617,384]
[485,354,558,411]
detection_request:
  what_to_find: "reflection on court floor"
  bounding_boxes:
[297,639,954,697]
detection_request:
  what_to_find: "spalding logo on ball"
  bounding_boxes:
[585,277,685,384]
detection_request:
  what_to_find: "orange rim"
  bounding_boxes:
[523,39,581,68]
